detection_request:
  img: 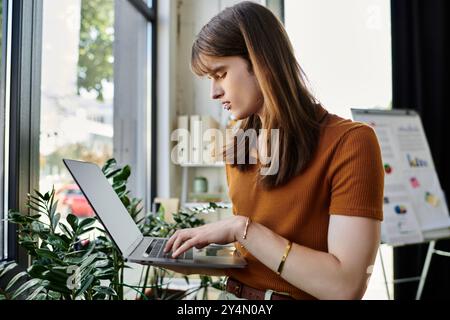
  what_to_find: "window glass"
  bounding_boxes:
[40,0,114,227]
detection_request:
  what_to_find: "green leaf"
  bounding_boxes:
[78,217,96,231]
[49,187,56,207]
[27,201,47,214]
[35,248,61,262]
[31,221,47,234]
[11,278,42,300]
[52,212,61,229]
[113,165,131,182]
[26,284,48,300]
[27,264,48,278]
[0,262,18,278]
[78,227,96,235]
[34,189,45,200]
[92,285,117,297]
[27,206,47,216]
[104,168,121,179]
[93,269,115,280]
[45,234,69,251]
[46,281,72,295]
[42,269,68,283]
[46,291,62,300]
[79,254,98,271]
[67,214,79,231]
[122,196,131,208]
[43,191,51,201]
[93,259,109,268]
[28,193,46,204]
[209,202,218,209]
[59,223,73,238]
[75,274,95,297]
[113,183,126,194]
[102,158,117,173]
[5,271,28,291]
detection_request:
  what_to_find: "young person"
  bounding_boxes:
[164,1,384,300]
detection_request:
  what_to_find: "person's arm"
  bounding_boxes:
[233,214,380,300]
[164,213,380,299]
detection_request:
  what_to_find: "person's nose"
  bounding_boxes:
[210,80,224,100]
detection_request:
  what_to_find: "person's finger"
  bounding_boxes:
[172,231,191,253]
[172,238,196,258]
[164,230,180,252]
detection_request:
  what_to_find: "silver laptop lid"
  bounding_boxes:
[63,159,143,257]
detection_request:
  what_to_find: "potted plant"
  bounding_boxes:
[0,158,225,300]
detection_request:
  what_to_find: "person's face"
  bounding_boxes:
[202,55,264,120]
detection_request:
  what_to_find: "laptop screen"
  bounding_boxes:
[63,159,142,256]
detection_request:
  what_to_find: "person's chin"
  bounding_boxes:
[230,111,250,121]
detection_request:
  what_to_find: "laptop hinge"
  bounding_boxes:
[123,234,144,259]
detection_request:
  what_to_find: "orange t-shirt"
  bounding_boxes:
[224,105,384,300]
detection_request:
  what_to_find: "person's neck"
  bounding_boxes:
[256,107,266,126]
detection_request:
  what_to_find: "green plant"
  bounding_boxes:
[0,158,226,300]
[1,188,114,300]
[138,202,226,300]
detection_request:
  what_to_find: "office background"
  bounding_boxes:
[1,0,449,299]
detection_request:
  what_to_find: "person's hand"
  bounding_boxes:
[163,215,245,258]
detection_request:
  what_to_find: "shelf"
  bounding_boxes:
[188,192,226,202]
[183,202,231,209]
[180,162,227,206]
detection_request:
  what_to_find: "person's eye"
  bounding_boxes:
[218,72,227,79]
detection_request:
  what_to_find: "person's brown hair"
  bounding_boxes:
[191,1,324,189]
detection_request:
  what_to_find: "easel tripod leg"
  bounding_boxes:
[379,246,391,300]
[415,240,436,300]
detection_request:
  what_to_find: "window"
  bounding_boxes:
[0,0,156,267]
[285,0,392,119]
[284,0,393,299]
[39,0,115,225]
[39,0,157,229]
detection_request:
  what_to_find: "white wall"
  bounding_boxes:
[285,0,392,119]
[114,0,149,204]
[157,0,263,199]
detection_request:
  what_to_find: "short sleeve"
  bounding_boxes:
[328,125,384,221]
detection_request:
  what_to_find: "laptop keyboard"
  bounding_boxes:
[143,239,193,260]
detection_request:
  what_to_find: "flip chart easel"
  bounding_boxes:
[351,108,450,300]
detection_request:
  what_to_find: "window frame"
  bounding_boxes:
[0,0,11,262]
[114,0,157,213]
[5,0,42,268]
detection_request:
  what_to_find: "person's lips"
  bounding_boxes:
[222,102,231,111]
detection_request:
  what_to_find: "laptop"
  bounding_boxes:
[63,159,247,269]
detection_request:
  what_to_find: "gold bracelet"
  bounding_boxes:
[276,241,292,276]
[242,217,251,239]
